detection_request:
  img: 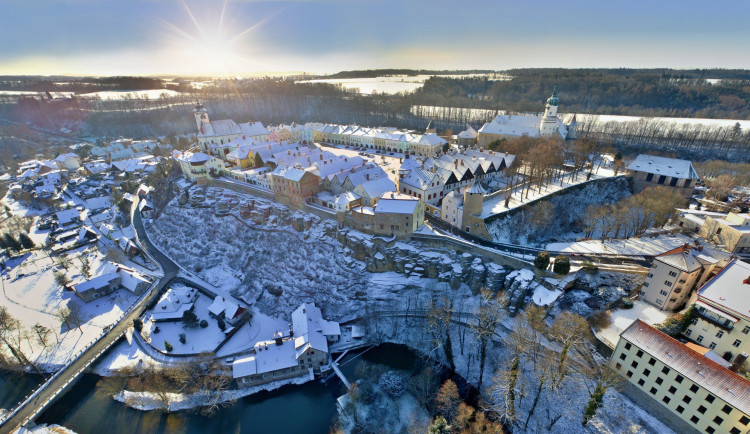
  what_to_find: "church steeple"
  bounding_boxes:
[540,86,560,137]
[193,100,209,131]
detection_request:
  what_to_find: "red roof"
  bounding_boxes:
[620,320,750,414]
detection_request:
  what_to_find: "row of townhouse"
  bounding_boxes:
[307,123,448,157]
[397,148,515,207]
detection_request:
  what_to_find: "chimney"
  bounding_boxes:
[274,332,283,346]
[730,353,748,372]
[366,173,370,181]
[289,323,294,337]
[461,160,465,166]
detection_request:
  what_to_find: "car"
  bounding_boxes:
[389,152,394,155]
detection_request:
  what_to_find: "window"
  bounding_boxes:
[638,379,645,387]
[649,387,657,395]
[626,370,633,378]
[714,416,724,425]
[743,326,750,335]
[655,377,663,385]
[717,331,725,338]
[625,342,632,350]
[710,342,717,350]
[683,395,692,404]
[733,339,742,348]
[643,368,651,377]
[730,428,741,434]
[706,395,715,403]
[648,273,653,278]
[690,415,699,424]
[615,363,622,370]
[619,353,627,361]
[705,427,715,434]
[686,329,693,336]
[668,386,677,394]
[662,396,671,404]
[698,405,707,414]
[741,415,750,425]
[636,349,644,357]
[656,298,664,305]
[668,270,678,277]
[722,405,732,414]
[676,405,684,414]
[660,290,669,296]
[631,361,639,368]
[662,367,671,375]
[664,280,673,287]
[676,375,684,383]
[645,173,654,182]
[698,335,704,343]
[690,384,699,393]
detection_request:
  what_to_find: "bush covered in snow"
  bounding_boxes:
[378,371,405,398]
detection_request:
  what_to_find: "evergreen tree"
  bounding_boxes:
[179,333,187,344]
[534,251,550,271]
[553,255,571,275]
[444,331,455,372]
[3,233,21,252]
[18,232,35,250]
[181,310,199,329]
[164,340,173,352]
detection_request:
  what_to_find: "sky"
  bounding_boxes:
[1,0,749,76]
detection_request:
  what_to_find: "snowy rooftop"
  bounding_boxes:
[621,320,750,415]
[627,154,700,180]
[73,272,119,293]
[697,259,750,322]
[375,192,420,214]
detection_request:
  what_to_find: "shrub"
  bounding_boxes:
[553,255,571,275]
[581,260,598,273]
[200,319,208,328]
[179,333,187,344]
[621,297,634,309]
[655,306,696,337]
[164,340,173,352]
[153,326,160,334]
[590,310,612,330]
[534,251,550,270]
[378,371,405,398]
[133,318,143,332]
[181,310,199,329]
[217,319,226,331]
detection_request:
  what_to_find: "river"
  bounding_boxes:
[0,371,42,413]
[33,343,420,434]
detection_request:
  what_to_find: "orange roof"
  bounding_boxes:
[684,342,710,355]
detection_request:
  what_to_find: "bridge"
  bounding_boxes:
[0,198,178,434]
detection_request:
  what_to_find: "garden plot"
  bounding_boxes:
[143,295,227,355]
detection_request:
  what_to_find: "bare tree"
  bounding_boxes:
[473,289,505,390]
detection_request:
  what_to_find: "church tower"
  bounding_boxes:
[193,101,209,131]
[540,86,560,137]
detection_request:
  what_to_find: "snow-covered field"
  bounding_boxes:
[547,232,694,256]
[0,245,152,369]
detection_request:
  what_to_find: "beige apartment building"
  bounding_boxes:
[684,259,750,364]
[639,245,731,312]
[611,320,750,434]
[701,212,750,259]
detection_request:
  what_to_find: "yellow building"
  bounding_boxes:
[611,320,750,434]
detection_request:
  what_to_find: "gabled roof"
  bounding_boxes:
[655,245,705,273]
[620,320,750,415]
[627,154,700,180]
[356,177,396,199]
[458,125,478,139]
[375,192,420,214]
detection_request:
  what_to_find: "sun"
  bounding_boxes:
[158,0,269,75]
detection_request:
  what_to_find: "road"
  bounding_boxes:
[0,199,178,434]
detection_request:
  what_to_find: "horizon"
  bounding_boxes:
[2,0,749,76]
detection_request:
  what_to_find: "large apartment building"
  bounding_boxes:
[684,259,750,364]
[639,245,731,312]
[611,320,750,434]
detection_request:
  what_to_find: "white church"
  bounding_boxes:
[476,87,578,148]
[193,102,270,157]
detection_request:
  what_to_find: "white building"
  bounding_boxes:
[477,87,576,147]
[685,259,750,365]
[639,245,731,312]
[150,285,198,322]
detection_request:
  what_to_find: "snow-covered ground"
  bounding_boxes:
[547,232,694,256]
[142,294,227,355]
[0,248,143,369]
[597,300,670,348]
[480,167,616,219]
[216,309,289,357]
